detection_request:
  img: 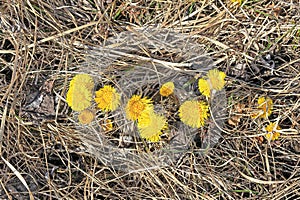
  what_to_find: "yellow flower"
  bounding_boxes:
[136,107,152,128]
[197,69,226,98]
[78,109,95,124]
[265,122,281,141]
[137,110,168,142]
[126,95,153,121]
[95,85,121,112]
[207,69,226,91]
[160,82,175,97]
[198,78,210,98]
[251,97,273,119]
[66,74,94,111]
[179,100,209,128]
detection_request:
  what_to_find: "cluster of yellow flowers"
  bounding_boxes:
[66,69,226,142]
[198,69,226,98]
[125,73,216,141]
[250,96,281,141]
[66,74,121,125]
[66,65,286,145]
[125,95,167,142]
[175,69,226,129]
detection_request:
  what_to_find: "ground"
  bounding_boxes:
[0,0,300,199]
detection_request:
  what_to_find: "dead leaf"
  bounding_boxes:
[228,103,245,126]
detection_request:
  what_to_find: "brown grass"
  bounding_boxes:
[1,0,300,199]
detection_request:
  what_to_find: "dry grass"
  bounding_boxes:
[1,0,300,199]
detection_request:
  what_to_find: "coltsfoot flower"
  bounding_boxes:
[137,109,168,142]
[198,78,211,98]
[264,122,281,141]
[207,69,226,91]
[136,107,152,128]
[251,97,273,119]
[66,74,94,112]
[78,109,95,124]
[179,100,209,128]
[198,69,226,98]
[126,95,153,121]
[160,82,175,97]
[95,85,121,112]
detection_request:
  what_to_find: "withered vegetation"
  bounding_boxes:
[0,0,299,199]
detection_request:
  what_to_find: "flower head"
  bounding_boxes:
[179,100,209,128]
[137,110,168,142]
[78,109,95,124]
[136,107,152,128]
[95,85,121,112]
[251,97,273,119]
[198,78,211,98]
[66,74,94,112]
[264,122,281,141]
[207,69,226,91]
[160,82,175,97]
[126,95,153,121]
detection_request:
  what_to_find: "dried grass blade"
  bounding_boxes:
[1,156,35,200]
